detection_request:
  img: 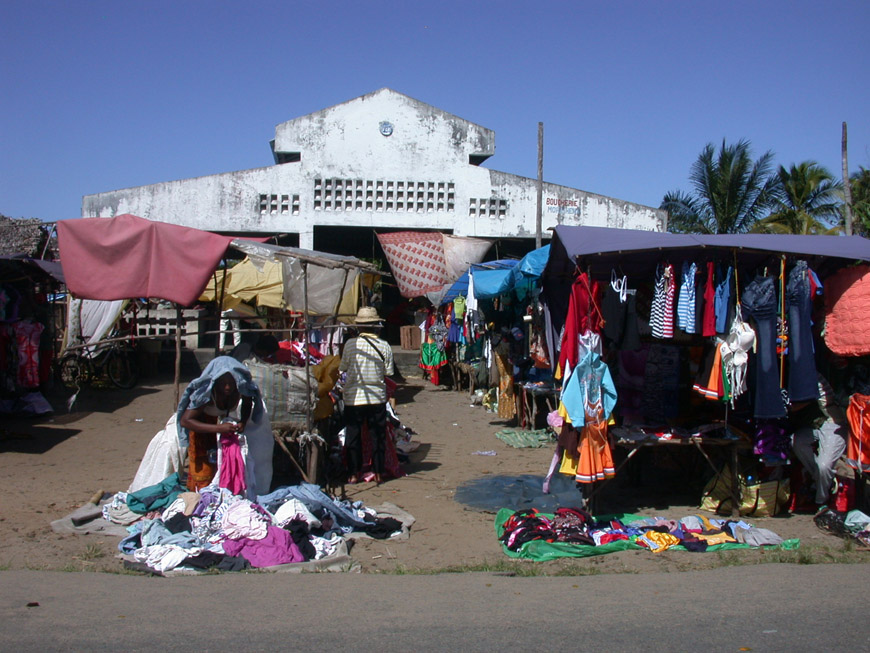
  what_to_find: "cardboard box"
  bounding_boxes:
[400,325,421,350]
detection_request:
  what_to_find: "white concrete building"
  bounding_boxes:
[82,88,664,253]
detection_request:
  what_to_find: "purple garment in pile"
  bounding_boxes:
[221,525,304,567]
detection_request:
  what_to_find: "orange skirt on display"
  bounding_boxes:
[575,402,615,484]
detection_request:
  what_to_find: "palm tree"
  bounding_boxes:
[849,166,870,236]
[661,139,777,234]
[753,161,842,234]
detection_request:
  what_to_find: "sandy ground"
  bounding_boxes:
[1,369,866,575]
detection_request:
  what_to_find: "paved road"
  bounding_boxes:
[1,564,867,651]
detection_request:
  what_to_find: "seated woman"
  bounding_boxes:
[129,357,273,499]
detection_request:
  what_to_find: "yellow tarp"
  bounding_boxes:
[332,276,359,323]
[201,257,360,318]
[200,259,285,310]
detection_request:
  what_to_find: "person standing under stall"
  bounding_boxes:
[789,371,848,511]
[220,309,242,350]
[339,306,395,485]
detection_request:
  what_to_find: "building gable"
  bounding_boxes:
[271,88,495,173]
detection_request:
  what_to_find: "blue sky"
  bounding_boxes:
[2,1,868,222]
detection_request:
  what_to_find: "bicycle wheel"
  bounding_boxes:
[106,346,139,389]
[59,354,88,387]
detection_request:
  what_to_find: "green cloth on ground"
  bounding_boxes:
[494,508,801,561]
[126,473,186,514]
[495,428,555,448]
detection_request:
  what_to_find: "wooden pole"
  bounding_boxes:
[216,260,228,356]
[302,261,313,436]
[536,121,544,249]
[173,304,182,409]
[301,261,318,484]
[842,121,854,236]
[332,268,351,321]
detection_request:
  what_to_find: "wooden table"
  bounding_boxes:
[591,430,752,517]
[517,383,558,430]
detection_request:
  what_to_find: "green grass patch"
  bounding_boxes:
[75,543,106,562]
[379,558,612,577]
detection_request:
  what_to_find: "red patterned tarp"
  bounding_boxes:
[378,232,449,298]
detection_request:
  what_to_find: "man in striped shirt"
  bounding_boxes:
[339,306,395,484]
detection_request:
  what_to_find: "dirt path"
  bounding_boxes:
[0,374,860,574]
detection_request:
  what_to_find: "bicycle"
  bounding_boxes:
[58,337,139,390]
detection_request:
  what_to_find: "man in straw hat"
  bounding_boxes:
[339,306,395,484]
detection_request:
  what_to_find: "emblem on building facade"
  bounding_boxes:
[379,121,394,137]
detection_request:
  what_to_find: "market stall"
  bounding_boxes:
[0,254,65,416]
[435,246,553,423]
[51,215,416,573]
[539,225,870,515]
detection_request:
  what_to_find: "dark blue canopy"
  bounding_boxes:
[0,254,65,283]
[545,225,870,281]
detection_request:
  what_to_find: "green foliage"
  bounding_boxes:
[754,161,842,234]
[661,139,777,234]
[850,167,870,236]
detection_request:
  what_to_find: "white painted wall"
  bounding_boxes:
[82,88,664,249]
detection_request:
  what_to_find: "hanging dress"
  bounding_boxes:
[557,271,602,377]
[785,260,819,402]
[741,275,786,418]
[494,339,516,420]
[676,261,697,334]
[715,266,733,334]
[419,313,448,385]
[14,320,44,388]
[558,349,617,483]
[575,392,615,483]
[650,264,667,338]
[662,263,676,338]
[602,272,627,347]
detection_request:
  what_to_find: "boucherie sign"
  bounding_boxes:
[546,196,581,216]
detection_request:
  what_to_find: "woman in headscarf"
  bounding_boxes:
[129,356,273,499]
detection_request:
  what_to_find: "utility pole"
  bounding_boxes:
[842,121,854,236]
[536,122,544,249]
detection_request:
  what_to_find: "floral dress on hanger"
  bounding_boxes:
[558,348,618,483]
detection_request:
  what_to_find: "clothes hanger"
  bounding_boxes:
[610,269,627,302]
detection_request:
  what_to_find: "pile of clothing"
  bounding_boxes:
[814,507,870,546]
[103,476,403,573]
[610,423,734,444]
[497,507,795,560]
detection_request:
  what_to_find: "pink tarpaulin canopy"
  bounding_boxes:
[58,214,256,306]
